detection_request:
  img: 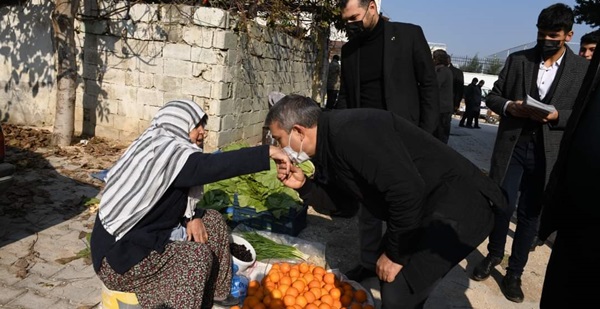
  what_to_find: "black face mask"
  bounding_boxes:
[537,39,562,59]
[345,20,367,40]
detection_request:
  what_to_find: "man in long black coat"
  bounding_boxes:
[538,42,600,308]
[336,0,439,281]
[266,94,507,309]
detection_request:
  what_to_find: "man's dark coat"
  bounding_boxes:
[336,20,439,134]
[486,46,589,185]
[298,109,507,293]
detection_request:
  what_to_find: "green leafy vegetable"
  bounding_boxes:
[240,232,308,261]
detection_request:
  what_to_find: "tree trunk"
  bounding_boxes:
[311,25,330,105]
[51,0,80,146]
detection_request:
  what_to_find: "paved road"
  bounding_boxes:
[0,119,550,309]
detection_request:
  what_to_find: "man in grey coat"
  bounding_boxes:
[472,3,589,303]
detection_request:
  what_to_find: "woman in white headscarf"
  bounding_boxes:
[90,99,290,308]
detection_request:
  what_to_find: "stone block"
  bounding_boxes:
[163,43,191,61]
[130,23,168,41]
[221,114,237,130]
[211,82,230,100]
[181,78,211,98]
[143,105,162,121]
[191,47,222,65]
[105,84,136,103]
[215,129,243,148]
[0,285,26,305]
[163,58,192,78]
[161,4,194,25]
[0,265,22,286]
[182,27,213,48]
[192,62,210,79]
[102,68,126,83]
[164,92,192,103]
[164,24,183,42]
[129,3,158,23]
[113,115,141,133]
[213,30,237,50]
[95,125,121,139]
[192,7,228,29]
[138,72,154,89]
[154,75,181,93]
[226,49,239,66]
[209,99,235,116]
[48,275,101,306]
[80,20,108,35]
[137,56,164,74]
[137,88,165,108]
[6,290,61,308]
[206,115,221,132]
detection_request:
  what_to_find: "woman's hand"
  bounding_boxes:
[269,145,291,176]
[186,218,208,243]
[279,164,306,189]
[376,252,403,283]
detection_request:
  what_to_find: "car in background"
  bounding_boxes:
[0,125,15,193]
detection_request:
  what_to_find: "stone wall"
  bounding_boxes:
[0,1,317,151]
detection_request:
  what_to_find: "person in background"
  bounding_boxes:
[90,100,290,308]
[471,80,485,129]
[473,3,589,303]
[326,55,341,109]
[266,94,507,309]
[538,38,600,309]
[432,49,454,143]
[458,77,480,128]
[578,29,600,60]
[448,55,465,114]
[336,0,439,283]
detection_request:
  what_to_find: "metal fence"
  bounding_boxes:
[450,55,505,74]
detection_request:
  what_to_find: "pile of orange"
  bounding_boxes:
[230,262,374,309]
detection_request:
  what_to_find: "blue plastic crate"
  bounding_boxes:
[227,197,308,236]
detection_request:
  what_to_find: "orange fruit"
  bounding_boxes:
[230,306,241,309]
[280,262,291,274]
[332,299,342,308]
[270,299,285,309]
[323,273,336,285]
[318,303,332,309]
[247,287,258,296]
[306,304,319,309]
[249,280,260,288]
[269,271,281,283]
[354,289,368,303]
[329,288,342,300]
[254,304,266,309]
[278,284,290,295]
[321,294,334,306]
[340,294,353,306]
[313,266,326,276]
[271,263,281,270]
[263,295,272,306]
[308,279,321,289]
[295,295,308,308]
[283,295,296,307]
[304,290,316,304]
[362,305,375,309]
[280,276,292,286]
[244,296,260,307]
[310,287,322,299]
[271,289,283,300]
[291,280,306,292]
[286,287,299,297]
[303,272,315,283]
[323,284,335,292]
[264,282,276,292]
[289,268,300,278]
[299,262,310,274]
[349,303,362,309]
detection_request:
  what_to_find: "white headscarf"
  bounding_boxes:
[98,99,206,240]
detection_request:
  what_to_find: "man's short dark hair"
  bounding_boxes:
[581,30,600,45]
[265,94,321,132]
[432,49,449,66]
[472,77,479,84]
[537,3,574,32]
[332,55,340,61]
[339,0,371,9]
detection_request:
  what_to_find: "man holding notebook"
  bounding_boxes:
[472,3,589,303]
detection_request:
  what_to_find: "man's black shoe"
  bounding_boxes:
[500,274,525,303]
[473,126,481,129]
[530,236,544,252]
[465,125,473,128]
[471,255,502,281]
[344,265,377,282]
[458,123,465,127]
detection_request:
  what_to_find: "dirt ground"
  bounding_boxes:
[0,121,550,309]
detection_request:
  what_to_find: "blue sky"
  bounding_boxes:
[380,0,597,57]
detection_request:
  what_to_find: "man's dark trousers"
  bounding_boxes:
[487,138,545,276]
[326,89,338,109]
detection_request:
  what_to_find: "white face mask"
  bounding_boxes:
[283,131,310,164]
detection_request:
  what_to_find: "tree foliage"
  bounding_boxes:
[574,0,600,28]
[484,57,503,75]
[460,55,483,73]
